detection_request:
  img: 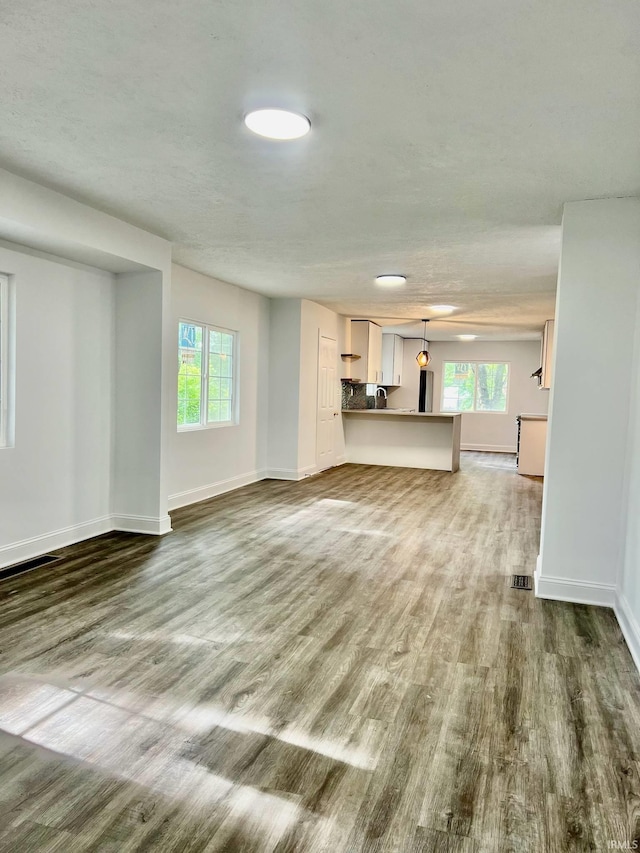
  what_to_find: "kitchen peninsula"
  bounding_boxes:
[342,410,462,472]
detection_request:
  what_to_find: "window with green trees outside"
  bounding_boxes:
[442,361,509,413]
[178,320,237,429]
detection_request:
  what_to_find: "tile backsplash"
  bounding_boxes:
[342,382,377,409]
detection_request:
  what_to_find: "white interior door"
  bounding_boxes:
[317,334,338,471]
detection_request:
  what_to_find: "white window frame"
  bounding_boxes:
[177,319,238,432]
[441,360,510,414]
[0,275,10,448]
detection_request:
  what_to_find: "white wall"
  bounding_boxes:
[537,197,640,608]
[267,299,302,477]
[0,169,173,547]
[267,298,343,478]
[0,168,170,274]
[388,338,547,452]
[0,245,115,566]
[113,271,169,531]
[619,288,640,669]
[168,264,270,508]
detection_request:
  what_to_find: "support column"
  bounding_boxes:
[536,197,640,606]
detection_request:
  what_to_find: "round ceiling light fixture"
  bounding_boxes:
[375,275,406,286]
[430,304,457,313]
[458,334,478,341]
[244,109,311,140]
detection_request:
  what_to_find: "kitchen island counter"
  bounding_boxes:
[342,410,461,472]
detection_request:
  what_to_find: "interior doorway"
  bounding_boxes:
[317,334,338,471]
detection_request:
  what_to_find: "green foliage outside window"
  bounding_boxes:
[177,321,235,428]
[476,363,508,411]
[442,361,508,413]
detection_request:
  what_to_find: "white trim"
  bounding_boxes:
[534,556,615,607]
[317,459,348,474]
[0,458,351,569]
[460,444,516,453]
[112,514,172,535]
[265,464,319,481]
[168,470,266,510]
[177,320,238,431]
[0,516,113,569]
[264,469,300,480]
[178,420,236,433]
[614,593,640,675]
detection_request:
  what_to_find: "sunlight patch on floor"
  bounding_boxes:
[109,629,218,646]
[0,674,376,775]
[274,498,393,544]
[0,678,306,837]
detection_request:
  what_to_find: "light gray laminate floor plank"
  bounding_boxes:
[1,453,639,851]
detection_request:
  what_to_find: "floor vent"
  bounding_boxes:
[0,554,61,584]
[511,574,532,591]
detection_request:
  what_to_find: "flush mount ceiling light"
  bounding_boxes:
[430,304,457,313]
[416,319,431,368]
[458,334,478,341]
[375,275,406,286]
[244,109,311,140]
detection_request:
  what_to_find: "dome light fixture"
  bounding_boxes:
[375,274,406,286]
[244,109,311,140]
[416,319,431,368]
[430,304,457,313]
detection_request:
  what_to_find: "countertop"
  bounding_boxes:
[342,409,462,419]
[518,413,548,421]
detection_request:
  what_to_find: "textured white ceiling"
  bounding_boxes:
[1,0,638,337]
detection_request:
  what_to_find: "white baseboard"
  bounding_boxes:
[0,456,346,569]
[112,514,173,535]
[534,556,616,607]
[265,464,318,481]
[0,515,113,569]
[263,468,302,481]
[461,444,516,454]
[533,557,640,675]
[168,470,266,510]
[615,593,640,674]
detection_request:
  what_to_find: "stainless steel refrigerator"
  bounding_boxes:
[418,369,434,412]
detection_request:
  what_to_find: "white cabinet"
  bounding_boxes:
[351,320,383,383]
[541,320,554,389]
[517,415,547,476]
[369,322,382,384]
[381,334,404,386]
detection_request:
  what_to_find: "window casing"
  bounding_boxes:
[441,361,510,413]
[0,275,9,447]
[178,320,237,430]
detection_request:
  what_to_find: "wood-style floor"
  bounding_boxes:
[1,453,640,852]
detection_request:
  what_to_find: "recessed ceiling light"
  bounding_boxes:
[244,109,311,140]
[375,275,406,286]
[458,334,477,341]
[430,304,457,313]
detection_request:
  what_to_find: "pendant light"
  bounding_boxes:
[416,319,431,368]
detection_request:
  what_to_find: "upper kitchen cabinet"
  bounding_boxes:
[541,320,554,389]
[351,320,383,383]
[381,334,404,386]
